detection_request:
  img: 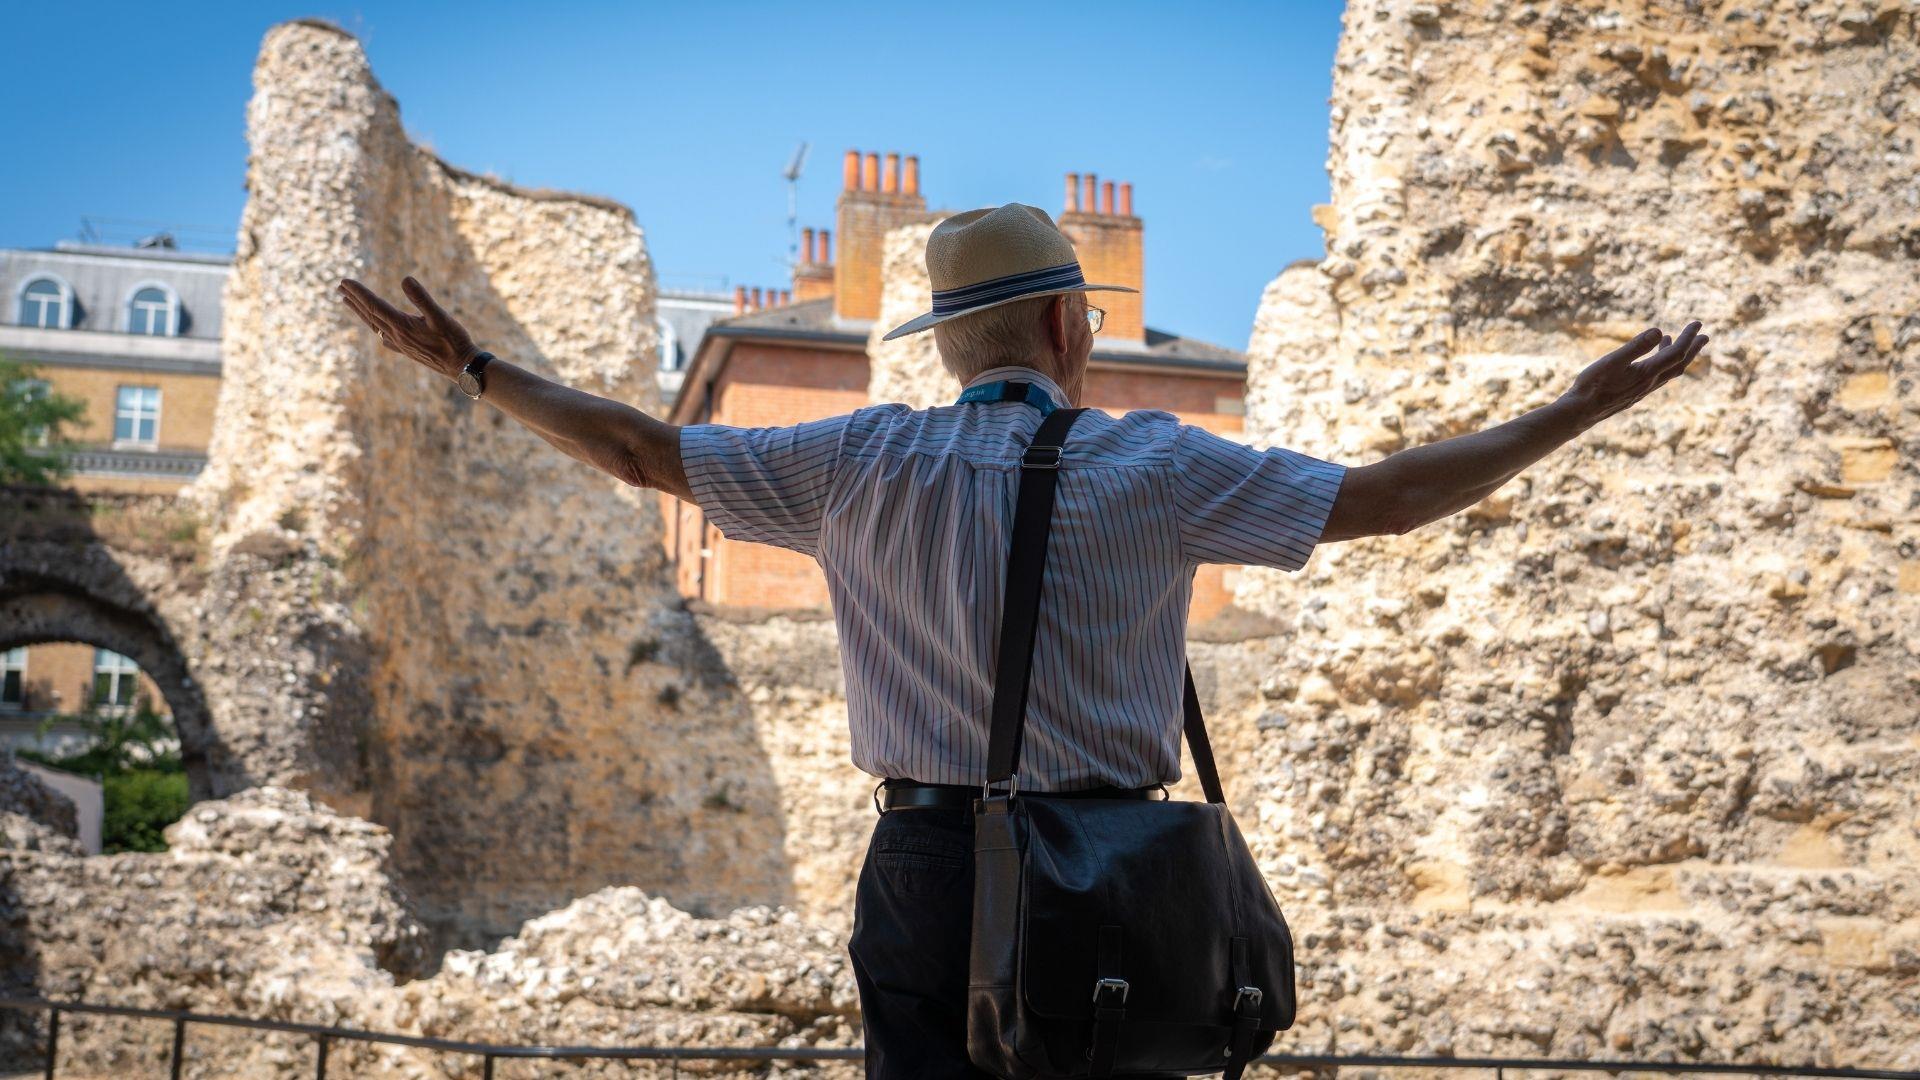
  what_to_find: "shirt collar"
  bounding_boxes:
[959,365,1070,410]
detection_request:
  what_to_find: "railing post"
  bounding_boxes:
[170,1016,186,1080]
[42,1008,58,1080]
[481,1053,493,1079]
[315,1033,328,1079]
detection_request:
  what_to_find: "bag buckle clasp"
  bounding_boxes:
[980,773,1020,802]
[1093,977,1130,1006]
[1233,985,1263,1015]
[1022,444,1063,470]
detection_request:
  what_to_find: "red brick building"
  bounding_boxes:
[660,150,1253,622]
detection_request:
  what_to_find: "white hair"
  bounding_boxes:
[932,294,1066,382]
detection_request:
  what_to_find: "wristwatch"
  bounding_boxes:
[456,351,495,400]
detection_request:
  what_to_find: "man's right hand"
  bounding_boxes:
[1563,321,1708,427]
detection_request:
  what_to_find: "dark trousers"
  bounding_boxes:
[848,801,992,1078]
[847,785,1178,1080]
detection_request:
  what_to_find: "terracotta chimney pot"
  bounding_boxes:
[1082,173,1097,215]
[1065,173,1080,212]
[1100,181,1114,215]
[843,150,859,191]
[904,155,920,195]
[883,152,899,194]
[733,285,746,314]
[862,152,880,191]
[1120,182,1133,216]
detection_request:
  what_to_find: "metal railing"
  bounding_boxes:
[4,997,1918,1079]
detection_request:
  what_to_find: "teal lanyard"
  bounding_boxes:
[954,379,1058,417]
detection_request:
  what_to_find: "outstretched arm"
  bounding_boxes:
[1321,321,1707,541]
[336,276,692,502]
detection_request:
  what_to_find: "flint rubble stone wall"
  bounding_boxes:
[183,19,802,951]
[866,221,959,408]
[0,788,860,1077]
[1227,0,1920,1065]
[0,759,80,856]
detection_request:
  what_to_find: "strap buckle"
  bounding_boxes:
[1022,444,1063,470]
[1093,977,1130,1006]
[980,773,1019,802]
[1234,985,1263,1015]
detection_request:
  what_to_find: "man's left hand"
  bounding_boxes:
[336,276,482,380]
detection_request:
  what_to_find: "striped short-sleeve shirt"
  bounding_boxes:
[679,364,1347,792]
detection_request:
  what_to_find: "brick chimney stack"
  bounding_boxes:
[793,221,837,304]
[1060,169,1144,342]
[834,146,932,321]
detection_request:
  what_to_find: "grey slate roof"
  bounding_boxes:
[656,288,735,372]
[2,243,230,340]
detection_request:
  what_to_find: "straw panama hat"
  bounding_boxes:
[878,202,1138,341]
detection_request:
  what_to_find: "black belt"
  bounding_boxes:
[876,778,1168,813]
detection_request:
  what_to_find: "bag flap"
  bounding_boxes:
[1016,797,1295,1030]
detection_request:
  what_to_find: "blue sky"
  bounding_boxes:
[3,1,1347,353]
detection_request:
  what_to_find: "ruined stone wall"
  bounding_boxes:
[186,20,805,950]
[866,221,958,408]
[1227,0,1920,1064]
[0,789,861,1077]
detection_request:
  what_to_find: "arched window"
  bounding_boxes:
[126,282,179,336]
[16,276,72,329]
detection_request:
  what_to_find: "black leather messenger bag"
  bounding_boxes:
[968,406,1298,1079]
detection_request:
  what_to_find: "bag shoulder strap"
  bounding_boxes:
[984,408,1228,804]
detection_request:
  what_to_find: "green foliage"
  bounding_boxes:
[18,694,190,853]
[0,355,89,485]
[101,769,190,853]
[28,694,177,775]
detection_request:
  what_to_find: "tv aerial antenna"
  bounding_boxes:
[783,141,809,269]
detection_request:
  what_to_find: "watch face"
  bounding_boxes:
[457,369,481,398]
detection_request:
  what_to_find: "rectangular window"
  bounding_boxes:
[0,647,24,708]
[114,385,161,448]
[92,648,139,711]
[14,379,50,446]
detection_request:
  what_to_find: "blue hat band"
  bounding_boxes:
[930,262,1087,317]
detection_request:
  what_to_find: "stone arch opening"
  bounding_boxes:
[0,572,214,806]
